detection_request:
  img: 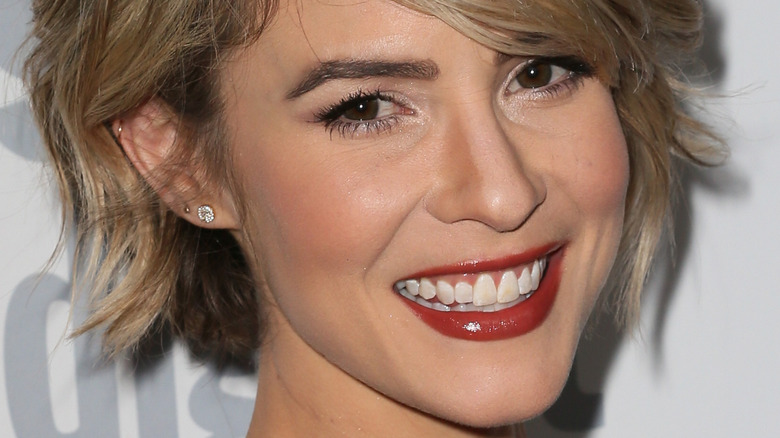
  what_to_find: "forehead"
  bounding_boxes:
[221,0,482,103]
[261,0,441,61]
[253,0,619,71]
[222,0,619,98]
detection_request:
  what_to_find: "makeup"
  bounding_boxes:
[398,246,563,341]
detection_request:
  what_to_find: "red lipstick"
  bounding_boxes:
[399,246,563,341]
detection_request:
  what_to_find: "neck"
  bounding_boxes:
[245,319,525,438]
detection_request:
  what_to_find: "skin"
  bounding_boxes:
[134,0,631,435]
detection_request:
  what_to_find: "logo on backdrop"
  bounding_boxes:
[4,274,255,437]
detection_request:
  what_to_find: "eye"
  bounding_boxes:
[503,56,594,98]
[506,61,570,93]
[315,90,413,138]
[340,96,396,122]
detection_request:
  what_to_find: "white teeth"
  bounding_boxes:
[517,267,533,295]
[419,279,436,300]
[436,280,455,305]
[495,298,524,311]
[405,279,420,296]
[399,286,528,313]
[472,274,497,306]
[496,271,520,304]
[455,282,473,304]
[531,260,541,290]
[431,302,450,312]
[452,303,471,312]
[394,256,548,312]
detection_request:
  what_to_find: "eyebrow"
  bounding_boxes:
[286,59,440,99]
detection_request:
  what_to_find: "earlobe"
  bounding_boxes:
[195,204,216,224]
[113,100,240,230]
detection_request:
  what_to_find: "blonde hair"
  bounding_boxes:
[24,0,723,358]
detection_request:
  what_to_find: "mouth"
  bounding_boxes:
[393,257,547,313]
[394,244,564,341]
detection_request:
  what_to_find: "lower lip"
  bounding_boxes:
[400,249,563,341]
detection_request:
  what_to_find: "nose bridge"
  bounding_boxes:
[425,97,543,232]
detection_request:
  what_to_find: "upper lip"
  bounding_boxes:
[398,242,562,281]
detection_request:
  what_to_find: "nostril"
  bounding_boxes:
[424,165,544,233]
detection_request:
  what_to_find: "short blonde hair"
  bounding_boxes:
[24,0,723,358]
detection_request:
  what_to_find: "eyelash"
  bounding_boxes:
[314,89,403,139]
[314,56,594,139]
[504,56,594,100]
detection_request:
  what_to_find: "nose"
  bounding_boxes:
[424,103,544,233]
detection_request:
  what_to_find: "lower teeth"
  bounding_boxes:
[397,287,533,312]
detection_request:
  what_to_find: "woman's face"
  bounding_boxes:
[222,0,629,428]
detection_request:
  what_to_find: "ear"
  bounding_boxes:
[114,99,240,230]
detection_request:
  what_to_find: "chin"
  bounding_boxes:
[460,367,570,427]
[394,329,579,429]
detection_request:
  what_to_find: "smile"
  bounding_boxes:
[395,244,564,341]
[393,258,547,312]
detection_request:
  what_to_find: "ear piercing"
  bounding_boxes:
[105,120,123,147]
[197,205,215,223]
[184,204,214,223]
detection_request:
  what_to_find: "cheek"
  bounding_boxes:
[557,90,630,321]
[544,87,630,225]
[569,102,629,292]
[237,139,411,279]
[502,82,629,227]
[569,111,629,219]
[518,86,629,321]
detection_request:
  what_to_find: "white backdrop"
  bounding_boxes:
[1,0,778,436]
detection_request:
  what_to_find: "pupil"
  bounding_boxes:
[519,63,552,89]
[344,99,379,121]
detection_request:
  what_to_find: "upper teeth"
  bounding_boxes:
[394,258,547,312]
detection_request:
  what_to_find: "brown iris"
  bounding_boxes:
[515,62,553,89]
[342,99,380,121]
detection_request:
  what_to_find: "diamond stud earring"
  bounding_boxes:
[197,205,215,223]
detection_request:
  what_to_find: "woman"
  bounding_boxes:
[23,0,722,436]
